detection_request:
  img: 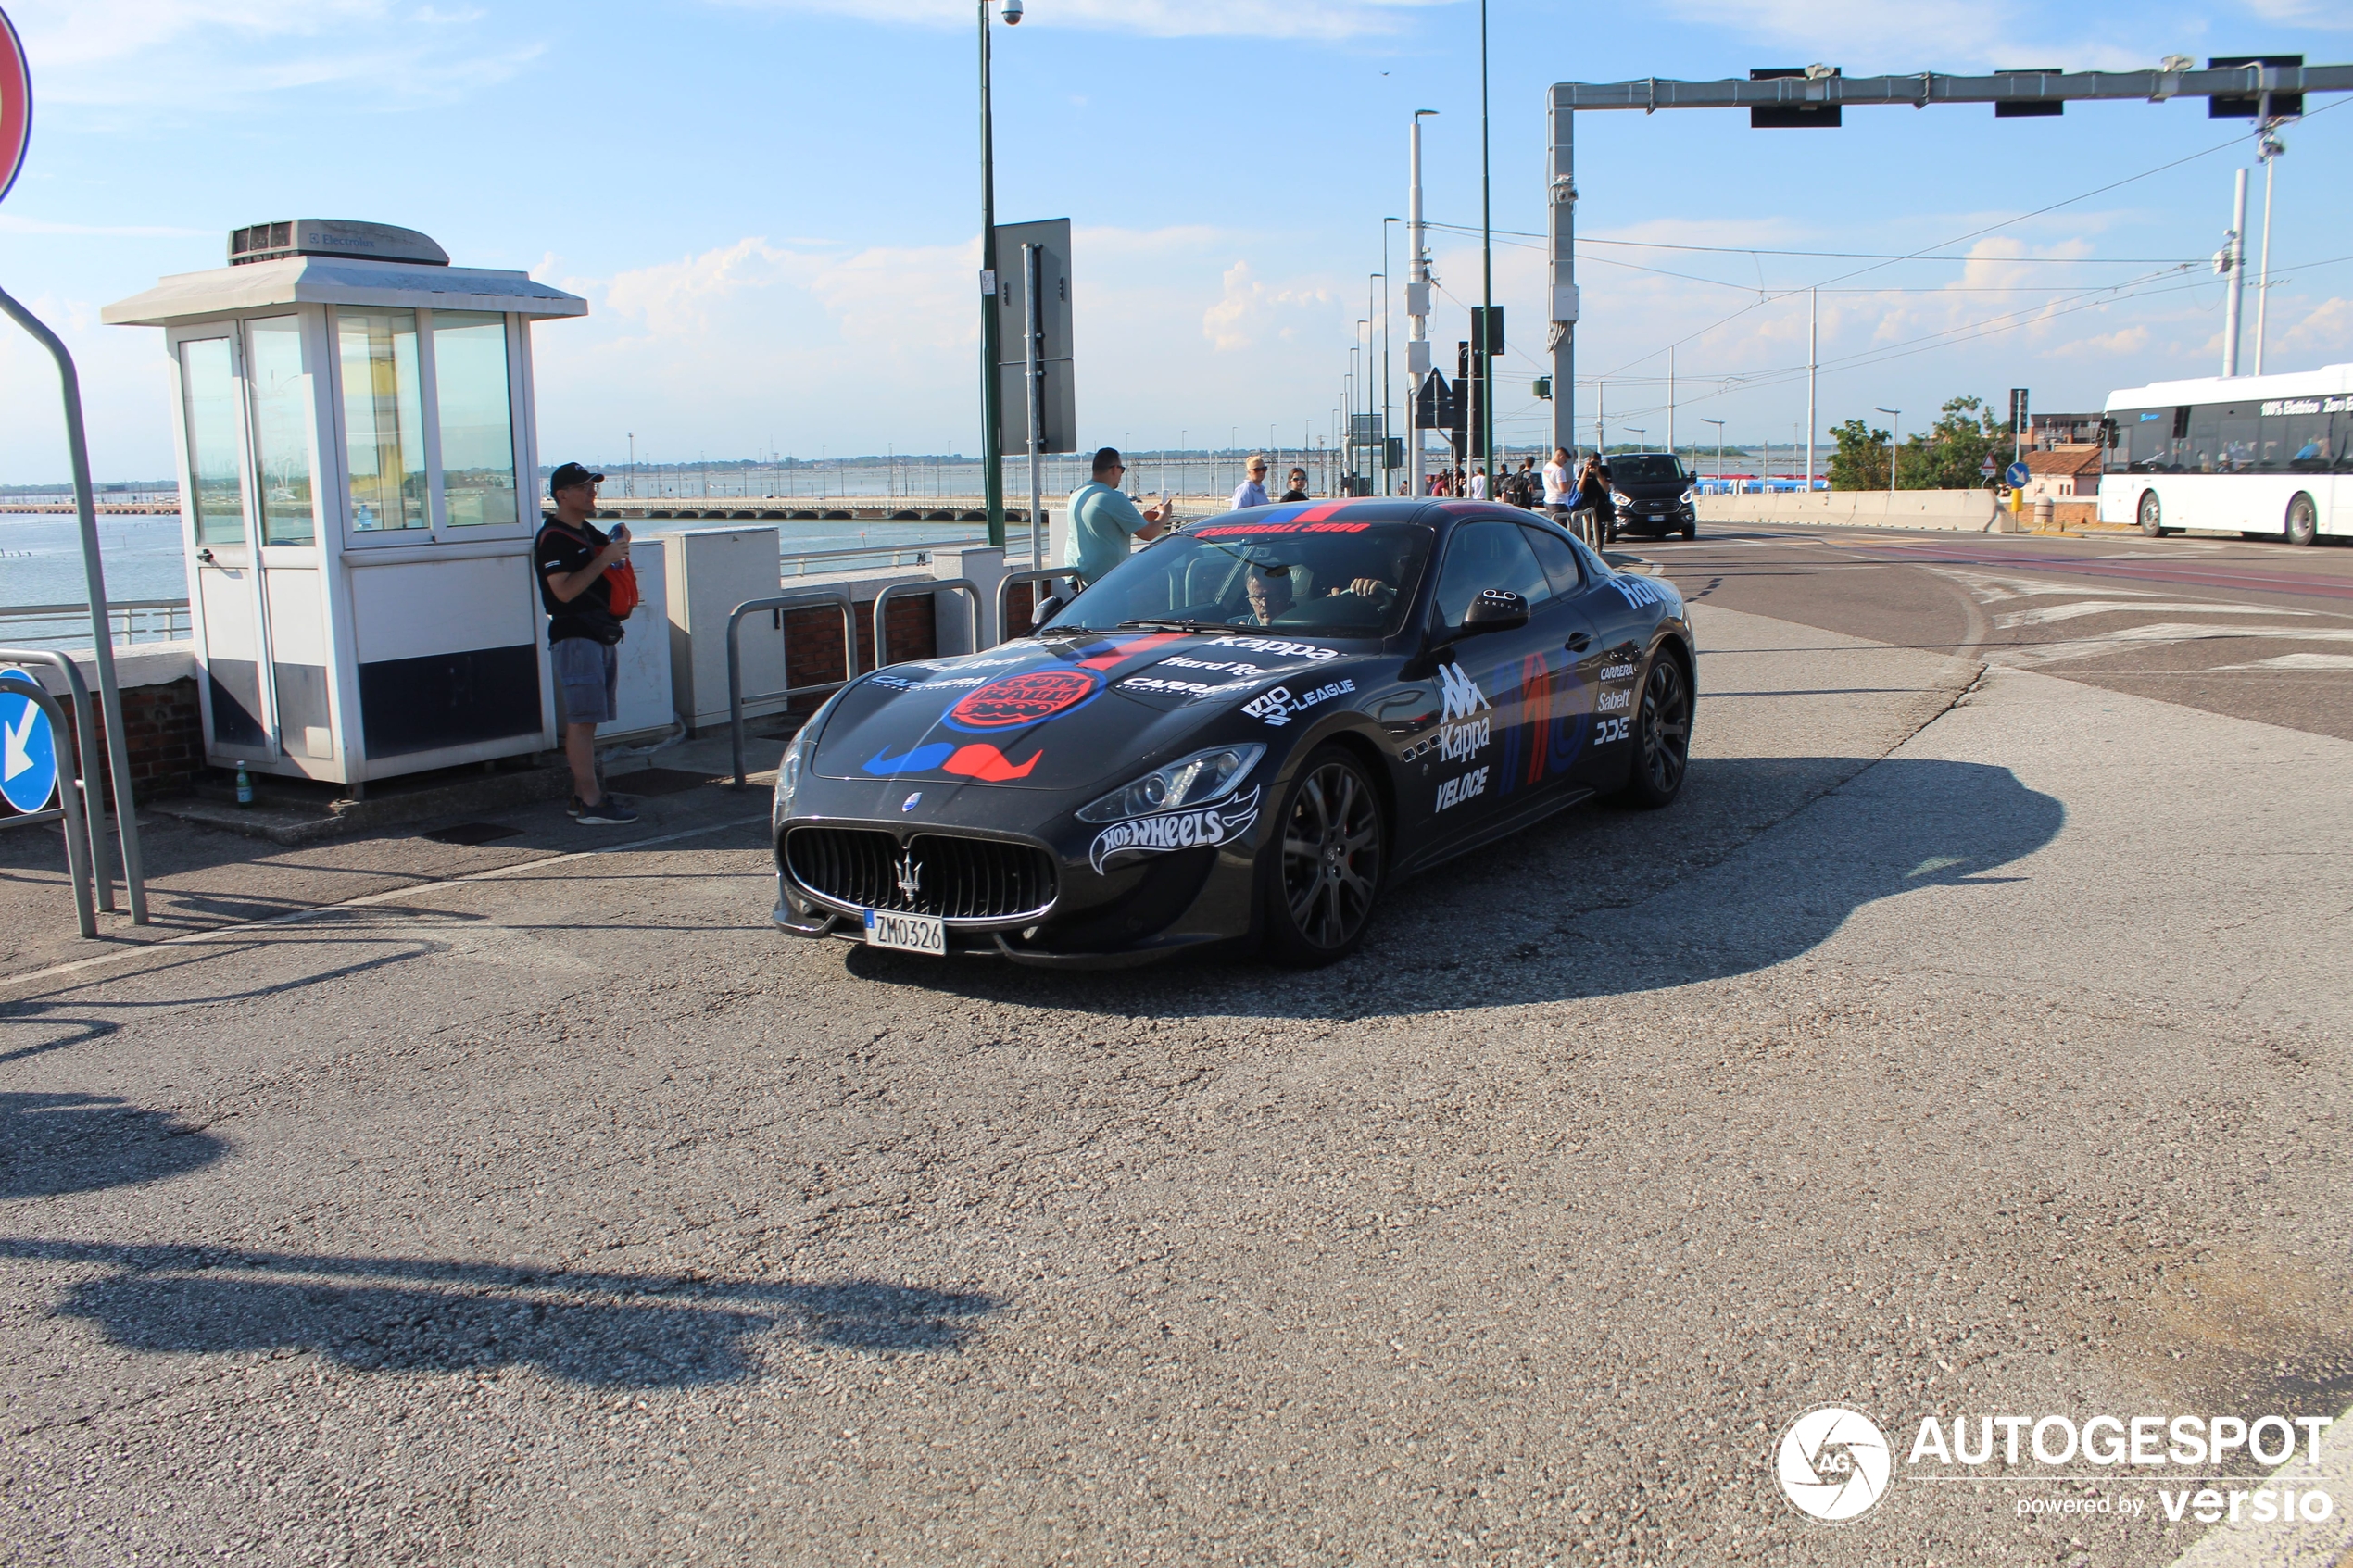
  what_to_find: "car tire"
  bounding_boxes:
[2285,492,2318,547]
[1681,519,1697,540]
[1259,745,1386,968]
[1616,649,1692,810]
[2138,490,2164,538]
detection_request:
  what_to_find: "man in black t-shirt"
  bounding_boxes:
[535,462,638,825]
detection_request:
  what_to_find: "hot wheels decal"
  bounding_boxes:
[946,668,1101,730]
[1605,572,1674,610]
[1088,787,1262,873]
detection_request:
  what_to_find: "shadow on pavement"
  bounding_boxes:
[844,755,2066,1020]
[0,1091,230,1198]
[2,1237,1000,1386]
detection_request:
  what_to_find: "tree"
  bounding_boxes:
[1896,395,2009,490]
[1828,418,1890,491]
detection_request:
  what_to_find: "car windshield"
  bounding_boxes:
[1043,520,1434,639]
[1611,455,1681,484]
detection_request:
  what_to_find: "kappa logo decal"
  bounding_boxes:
[945,668,1101,730]
[1202,635,1340,662]
[1088,788,1262,873]
[862,742,1042,781]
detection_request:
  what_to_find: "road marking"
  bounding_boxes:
[1994,600,2314,630]
[1990,624,2353,668]
[2208,651,2353,672]
[0,813,771,998]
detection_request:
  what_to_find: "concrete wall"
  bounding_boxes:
[19,644,205,803]
[1698,489,2019,533]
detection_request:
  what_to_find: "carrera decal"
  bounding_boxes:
[1088,788,1262,873]
[1202,635,1340,662]
[862,742,1043,781]
[946,668,1101,730]
[1434,766,1489,812]
[1598,661,1636,681]
[1122,675,1230,696]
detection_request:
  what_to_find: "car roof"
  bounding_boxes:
[1178,497,1447,532]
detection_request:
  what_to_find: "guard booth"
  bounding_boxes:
[101,220,586,790]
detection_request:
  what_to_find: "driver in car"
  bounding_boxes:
[1324,534,1419,614]
[1239,565,1296,625]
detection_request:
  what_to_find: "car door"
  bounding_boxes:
[1562,533,1664,777]
[1414,518,1559,838]
[1515,522,1606,791]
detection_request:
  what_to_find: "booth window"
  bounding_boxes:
[432,311,517,528]
[245,316,316,546]
[178,336,246,546]
[337,307,428,531]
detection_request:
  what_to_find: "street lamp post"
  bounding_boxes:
[976,0,1011,548]
[1702,417,1724,483]
[1876,407,1901,497]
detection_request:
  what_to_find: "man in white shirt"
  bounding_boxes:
[1542,446,1571,508]
[1229,455,1271,510]
[1467,468,1487,500]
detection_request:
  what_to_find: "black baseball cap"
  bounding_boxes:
[549,462,605,494]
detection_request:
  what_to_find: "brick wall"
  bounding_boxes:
[44,675,204,808]
[781,592,937,712]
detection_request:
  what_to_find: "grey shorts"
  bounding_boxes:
[551,636,619,726]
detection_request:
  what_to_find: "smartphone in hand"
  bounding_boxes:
[610,521,631,546]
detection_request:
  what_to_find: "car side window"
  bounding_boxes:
[1565,533,1612,584]
[1520,524,1584,597]
[1430,521,1553,631]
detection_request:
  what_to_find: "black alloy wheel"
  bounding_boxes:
[1263,746,1386,967]
[1618,651,1692,809]
[2138,490,2164,538]
[2285,493,2319,548]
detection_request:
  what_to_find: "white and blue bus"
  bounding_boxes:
[2098,364,2351,545]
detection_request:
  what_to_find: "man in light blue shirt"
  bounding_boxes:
[1068,445,1174,585]
[1229,454,1271,510]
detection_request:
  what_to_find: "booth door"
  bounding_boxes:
[177,333,272,756]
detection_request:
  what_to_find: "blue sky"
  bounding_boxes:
[0,0,2347,482]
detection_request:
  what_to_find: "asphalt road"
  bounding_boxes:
[1,529,2347,1566]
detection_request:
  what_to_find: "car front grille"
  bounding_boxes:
[785,827,1058,922]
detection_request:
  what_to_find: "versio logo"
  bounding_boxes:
[1778,1407,1893,1523]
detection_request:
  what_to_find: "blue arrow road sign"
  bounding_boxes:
[0,677,61,814]
[2005,460,2032,488]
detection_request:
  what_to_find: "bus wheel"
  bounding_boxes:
[2137,491,2164,538]
[2285,493,2319,547]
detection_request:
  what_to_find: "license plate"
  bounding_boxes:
[862,909,946,954]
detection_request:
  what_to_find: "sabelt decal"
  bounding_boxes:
[1595,687,1630,712]
[946,668,1101,729]
[1088,788,1262,873]
[1434,766,1489,812]
[1202,635,1340,662]
[861,742,1043,781]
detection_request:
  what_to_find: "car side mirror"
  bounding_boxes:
[1459,588,1529,636]
[1030,594,1065,633]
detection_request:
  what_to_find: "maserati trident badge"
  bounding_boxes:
[895,849,923,901]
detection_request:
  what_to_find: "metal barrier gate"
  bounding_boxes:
[873,578,983,670]
[995,568,1079,642]
[0,652,102,937]
[726,587,859,791]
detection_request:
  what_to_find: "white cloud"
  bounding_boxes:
[1201,260,1338,352]
[1653,0,2170,73]
[714,0,1456,42]
[2278,297,2353,356]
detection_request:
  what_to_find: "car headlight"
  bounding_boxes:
[1680,486,1695,505]
[1076,743,1265,823]
[774,686,849,822]
[1610,490,1631,508]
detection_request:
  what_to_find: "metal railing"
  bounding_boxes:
[0,653,103,936]
[995,568,1079,644]
[778,536,1038,578]
[726,586,858,791]
[874,578,982,670]
[0,598,192,646]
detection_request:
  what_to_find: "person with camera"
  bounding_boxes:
[535,462,640,826]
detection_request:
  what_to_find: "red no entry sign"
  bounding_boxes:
[0,7,28,207]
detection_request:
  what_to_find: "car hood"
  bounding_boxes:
[1614,475,1692,497]
[811,628,1363,795]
